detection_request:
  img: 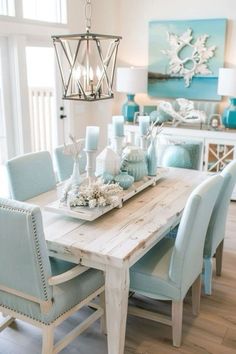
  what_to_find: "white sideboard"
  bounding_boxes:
[108,124,236,200]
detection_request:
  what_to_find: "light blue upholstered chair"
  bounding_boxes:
[6,151,56,201]
[54,142,87,182]
[203,160,236,295]
[129,174,223,347]
[0,198,105,354]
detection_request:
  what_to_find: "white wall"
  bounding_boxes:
[70,0,236,147]
[63,0,89,140]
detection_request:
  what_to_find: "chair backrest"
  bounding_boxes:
[204,160,236,258]
[0,198,52,302]
[6,151,56,201]
[169,174,223,297]
[54,143,87,182]
[157,137,203,170]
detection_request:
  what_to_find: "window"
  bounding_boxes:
[0,0,15,16]
[22,0,67,24]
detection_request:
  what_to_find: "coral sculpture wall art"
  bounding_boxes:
[148,19,227,100]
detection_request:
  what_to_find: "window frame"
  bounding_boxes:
[0,0,15,17]
[0,0,68,26]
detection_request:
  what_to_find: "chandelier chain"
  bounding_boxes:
[85,0,92,31]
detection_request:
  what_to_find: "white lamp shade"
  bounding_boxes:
[217,68,236,97]
[116,67,147,94]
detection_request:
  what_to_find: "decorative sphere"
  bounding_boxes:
[115,171,134,190]
[101,172,114,184]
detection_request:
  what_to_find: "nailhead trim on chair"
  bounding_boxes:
[0,201,104,326]
[0,285,104,325]
[0,203,49,301]
[0,302,71,325]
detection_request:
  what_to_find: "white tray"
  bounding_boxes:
[44,168,167,221]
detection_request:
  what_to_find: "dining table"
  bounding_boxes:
[28,167,209,354]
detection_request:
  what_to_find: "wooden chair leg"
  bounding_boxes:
[172,300,183,347]
[204,257,213,295]
[215,240,224,276]
[192,275,201,316]
[99,291,107,334]
[42,326,54,354]
[0,315,15,332]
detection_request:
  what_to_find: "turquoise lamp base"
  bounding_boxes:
[122,94,139,123]
[222,98,236,129]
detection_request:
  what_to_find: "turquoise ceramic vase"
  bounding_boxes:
[121,146,148,181]
[122,94,139,123]
[222,98,236,128]
[101,172,114,184]
[147,139,157,176]
[125,161,147,181]
[115,171,134,190]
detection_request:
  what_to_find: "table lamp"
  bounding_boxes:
[217,68,236,128]
[116,67,147,123]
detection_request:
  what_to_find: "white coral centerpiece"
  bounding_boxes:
[145,122,164,141]
[67,181,123,209]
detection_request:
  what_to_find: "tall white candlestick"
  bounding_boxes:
[85,150,97,184]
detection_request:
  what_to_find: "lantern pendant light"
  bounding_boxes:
[52,0,122,101]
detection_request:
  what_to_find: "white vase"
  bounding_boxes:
[61,159,82,202]
[147,138,157,176]
[69,159,83,186]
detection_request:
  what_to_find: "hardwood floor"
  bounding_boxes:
[0,202,236,354]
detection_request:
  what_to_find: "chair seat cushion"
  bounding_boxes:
[50,257,77,275]
[0,258,104,324]
[130,238,181,301]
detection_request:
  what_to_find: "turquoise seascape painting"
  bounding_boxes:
[148,19,227,100]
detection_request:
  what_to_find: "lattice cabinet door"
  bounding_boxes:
[204,138,236,172]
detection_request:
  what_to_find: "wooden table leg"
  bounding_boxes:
[105,265,129,354]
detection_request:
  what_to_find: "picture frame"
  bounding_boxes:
[148,18,227,100]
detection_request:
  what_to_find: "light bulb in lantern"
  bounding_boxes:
[72,66,82,96]
[89,67,94,81]
[73,67,81,85]
[89,68,94,95]
[96,66,102,96]
[82,67,87,91]
[96,66,101,79]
